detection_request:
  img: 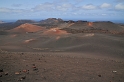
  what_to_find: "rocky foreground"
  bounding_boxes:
[0,52,124,82]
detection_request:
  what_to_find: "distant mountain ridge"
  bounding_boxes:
[0,21,5,24]
[39,18,64,24]
[15,20,36,24]
[0,18,124,35]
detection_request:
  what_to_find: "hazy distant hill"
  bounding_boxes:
[0,23,22,30]
[0,18,124,35]
[15,20,36,24]
[0,20,36,30]
[0,21,5,24]
[39,18,64,25]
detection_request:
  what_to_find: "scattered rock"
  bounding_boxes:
[21,75,26,79]
[15,72,20,75]
[0,74,2,77]
[32,64,35,66]
[22,70,27,73]
[22,69,29,74]
[33,68,38,71]
[98,75,102,77]
[0,69,3,72]
[18,78,23,81]
[112,71,117,73]
[32,64,38,71]
[18,75,26,81]
[32,66,36,68]
[4,72,8,75]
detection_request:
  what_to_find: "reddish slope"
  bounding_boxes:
[10,23,44,33]
[43,28,68,36]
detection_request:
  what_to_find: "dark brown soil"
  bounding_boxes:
[0,52,124,82]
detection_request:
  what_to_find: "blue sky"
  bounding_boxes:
[0,0,124,21]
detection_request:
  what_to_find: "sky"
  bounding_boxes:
[0,0,124,22]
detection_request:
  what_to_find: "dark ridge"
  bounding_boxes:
[15,20,36,24]
[76,20,88,23]
[39,18,64,25]
[0,30,8,35]
[0,23,22,30]
[0,21,5,24]
[94,21,113,23]
[61,28,110,34]
[61,28,124,35]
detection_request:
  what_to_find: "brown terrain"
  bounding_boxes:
[0,18,124,82]
[9,23,45,33]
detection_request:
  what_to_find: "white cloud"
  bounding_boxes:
[56,3,73,11]
[115,3,124,10]
[0,8,11,13]
[0,7,27,13]
[1,1,124,18]
[81,4,97,10]
[12,4,22,7]
[32,2,55,11]
[101,13,107,16]
[100,3,112,8]
[32,3,74,12]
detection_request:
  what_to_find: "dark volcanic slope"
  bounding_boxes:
[93,22,123,31]
[0,23,22,30]
[0,20,124,60]
[61,22,124,34]
[67,22,89,29]
[0,32,124,60]
[67,21,123,31]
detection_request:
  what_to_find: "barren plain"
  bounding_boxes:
[0,19,124,82]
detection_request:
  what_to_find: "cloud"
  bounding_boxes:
[101,13,107,16]
[100,3,112,8]
[12,4,22,7]
[56,3,73,11]
[32,2,55,11]
[115,3,124,10]
[32,2,74,12]
[0,1,123,18]
[81,4,97,10]
[0,8,11,13]
[0,7,27,13]
[1,1,121,15]
[115,0,124,2]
